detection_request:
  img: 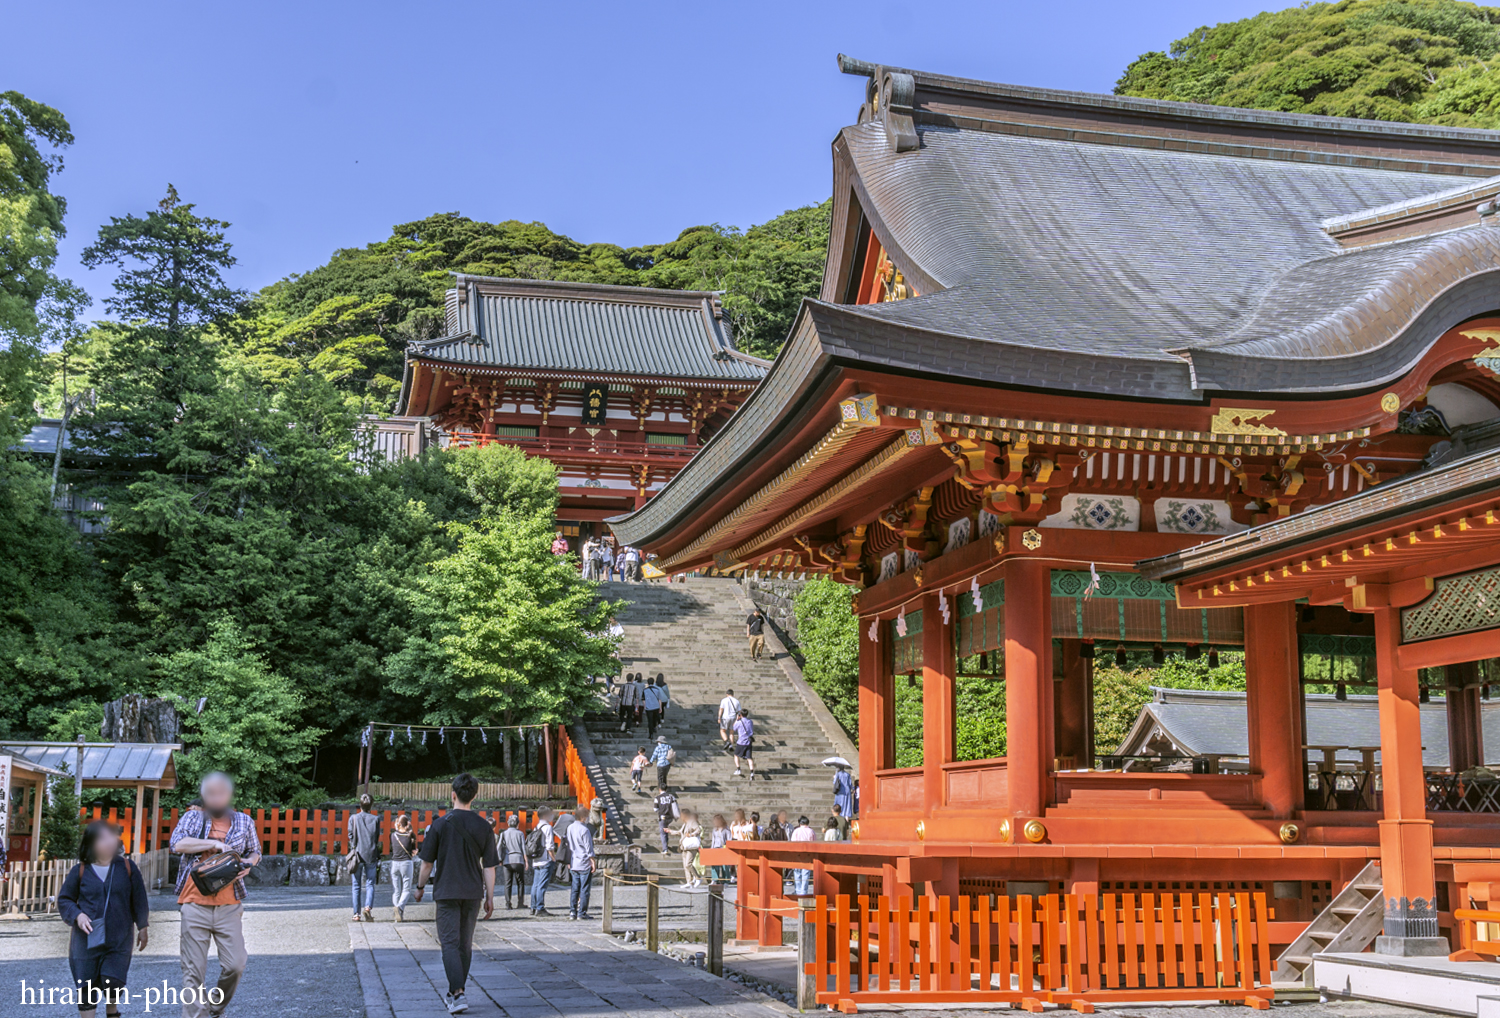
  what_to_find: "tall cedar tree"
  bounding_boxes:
[76,185,244,468]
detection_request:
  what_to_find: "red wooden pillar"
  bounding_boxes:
[1054,640,1092,769]
[858,615,889,810]
[1005,558,1051,818]
[1372,606,1443,955]
[1446,661,1483,774]
[1244,602,1303,817]
[921,592,955,812]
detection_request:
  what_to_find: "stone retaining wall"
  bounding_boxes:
[743,576,806,649]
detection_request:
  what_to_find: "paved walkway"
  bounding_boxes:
[353,916,789,1018]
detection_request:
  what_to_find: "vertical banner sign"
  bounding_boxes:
[0,754,9,851]
[584,384,608,425]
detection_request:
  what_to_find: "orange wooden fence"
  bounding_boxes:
[803,892,1274,1013]
[82,806,554,856]
[558,727,606,842]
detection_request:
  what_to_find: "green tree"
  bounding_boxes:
[76,184,244,468]
[0,91,72,375]
[161,616,324,805]
[40,765,82,861]
[444,440,561,520]
[1115,0,1500,126]
[386,511,619,777]
[792,578,860,738]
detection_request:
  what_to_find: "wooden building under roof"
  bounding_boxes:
[389,276,767,541]
[611,55,1500,965]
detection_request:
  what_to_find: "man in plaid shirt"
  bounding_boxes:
[170,772,260,1018]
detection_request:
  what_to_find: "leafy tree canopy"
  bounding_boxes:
[241,201,831,407]
[1115,0,1500,126]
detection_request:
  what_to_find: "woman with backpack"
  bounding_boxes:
[58,820,150,1018]
[390,814,416,922]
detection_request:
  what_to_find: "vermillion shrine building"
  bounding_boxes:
[389,276,766,543]
[611,55,1500,988]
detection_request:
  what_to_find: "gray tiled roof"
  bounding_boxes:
[1118,687,1493,768]
[411,276,767,382]
[844,120,1500,395]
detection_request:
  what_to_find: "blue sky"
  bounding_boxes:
[11,0,1276,308]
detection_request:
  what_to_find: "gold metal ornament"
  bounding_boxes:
[850,820,860,841]
[1380,392,1401,414]
[916,820,926,841]
[1279,822,1301,844]
[999,818,1013,843]
[1022,819,1047,843]
[1021,529,1043,551]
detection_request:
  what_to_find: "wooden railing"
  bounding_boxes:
[447,431,698,461]
[76,807,557,859]
[1451,908,1500,961]
[801,892,1274,1011]
[2,859,70,915]
[558,727,606,842]
[367,781,563,802]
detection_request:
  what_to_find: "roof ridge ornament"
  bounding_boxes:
[837,53,918,153]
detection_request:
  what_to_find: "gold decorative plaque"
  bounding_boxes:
[1380,392,1401,414]
[1021,529,1043,551]
[1208,407,1286,437]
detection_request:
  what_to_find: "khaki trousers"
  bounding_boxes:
[748,634,765,660]
[179,901,246,1018]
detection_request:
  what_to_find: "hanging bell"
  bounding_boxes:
[1185,644,1201,661]
[1080,641,1095,661]
[1335,682,1347,702]
[1114,645,1128,669]
[1208,649,1220,668]
[907,672,917,688]
[1152,644,1166,665]
[979,651,989,671]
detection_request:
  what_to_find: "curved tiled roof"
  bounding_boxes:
[845,119,1500,396]
[410,276,767,382]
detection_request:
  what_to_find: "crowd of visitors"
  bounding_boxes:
[572,534,644,582]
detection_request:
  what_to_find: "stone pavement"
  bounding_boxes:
[353,915,790,1018]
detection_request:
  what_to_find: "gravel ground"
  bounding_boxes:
[0,887,361,1018]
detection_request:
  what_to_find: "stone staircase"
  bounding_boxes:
[584,577,852,876]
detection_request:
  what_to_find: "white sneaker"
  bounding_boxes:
[446,992,469,1014]
[733,769,742,777]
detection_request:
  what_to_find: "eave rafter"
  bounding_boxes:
[1178,506,1500,609]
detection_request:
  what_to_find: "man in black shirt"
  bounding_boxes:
[746,610,766,661]
[415,773,498,1015]
[652,786,679,854]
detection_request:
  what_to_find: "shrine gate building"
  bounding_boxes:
[610,55,1500,962]
[390,276,767,541]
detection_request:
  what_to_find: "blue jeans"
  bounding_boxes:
[352,861,377,914]
[793,869,813,896]
[569,869,593,917]
[530,862,551,912]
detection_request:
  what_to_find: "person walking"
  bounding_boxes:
[761,810,786,842]
[708,815,731,883]
[716,688,741,750]
[643,676,665,738]
[622,545,640,581]
[580,537,598,580]
[618,674,640,732]
[649,734,674,789]
[789,816,816,896]
[565,806,596,920]
[731,708,756,780]
[669,810,703,886]
[390,814,416,922]
[526,807,556,917]
[653,786,680,855]
[413,773,498,1015]
[550,808,574,886]
[600,541,616,582]
[59,820,149,1018]
[629,746,648,793]
[170,772,260,1018]
[829,803,851,842]
[498,815,527,910]
[347,794,382,922]
[833,765,854,818]
[746,609,766,661]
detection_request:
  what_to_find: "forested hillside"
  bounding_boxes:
[241,205,831,409]
[1116,0,1500,127]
